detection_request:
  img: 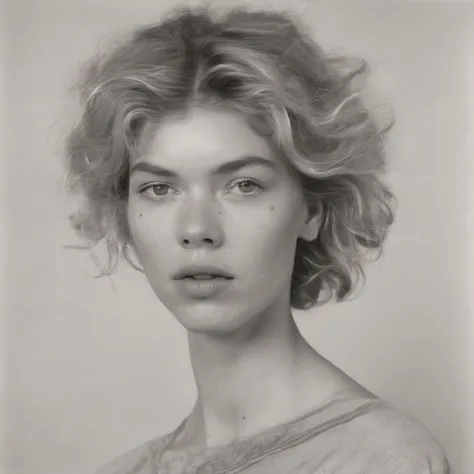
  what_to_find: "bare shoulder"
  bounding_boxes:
[94,433,171,474]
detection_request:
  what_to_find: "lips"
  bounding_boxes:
[173,264,234,280]
[183,275,229,280]
[176,274,234,298]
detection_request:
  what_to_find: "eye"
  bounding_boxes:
[136,179,264,200]
[228,179,263,196]
[138,183,174,199]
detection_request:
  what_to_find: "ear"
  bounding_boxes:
[298,205,322,242]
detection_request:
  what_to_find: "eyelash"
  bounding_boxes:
[137,179,264,200]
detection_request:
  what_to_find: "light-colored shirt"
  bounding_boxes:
[95,389,452,473]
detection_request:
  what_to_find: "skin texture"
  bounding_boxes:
[127,105,355,449]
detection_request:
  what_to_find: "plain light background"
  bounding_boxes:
[2,0,473,473]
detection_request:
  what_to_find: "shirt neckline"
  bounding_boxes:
[156,388,390,473]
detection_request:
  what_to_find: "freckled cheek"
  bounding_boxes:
[247,204,300,265]
[128,209,164,251]
[255,203,300,237]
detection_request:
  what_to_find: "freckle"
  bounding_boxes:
[270,205,274,211]
[243,416,246,420]
[140,213,143,217]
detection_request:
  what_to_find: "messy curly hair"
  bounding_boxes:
[63,4,396,310]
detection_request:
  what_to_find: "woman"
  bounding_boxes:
[64,4,452,473]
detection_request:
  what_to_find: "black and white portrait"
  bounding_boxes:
[2,1,472,473]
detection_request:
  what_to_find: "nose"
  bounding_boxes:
[176,196,224,249]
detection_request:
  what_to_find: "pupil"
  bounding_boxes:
[240,181,254,191]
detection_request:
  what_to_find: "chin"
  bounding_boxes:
[180,319,243,336]
[173,306,253,336]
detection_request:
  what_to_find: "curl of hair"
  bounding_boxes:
[63,4,396,309]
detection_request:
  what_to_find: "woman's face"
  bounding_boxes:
[127,106,320,335]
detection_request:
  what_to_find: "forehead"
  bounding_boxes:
[134,106,276,167]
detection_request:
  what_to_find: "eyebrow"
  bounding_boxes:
[130,155,277,178]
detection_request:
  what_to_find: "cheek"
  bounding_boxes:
[127,207,162,256]
[128,208,145,243]
[255,202,301,240]
[248,203,301,266]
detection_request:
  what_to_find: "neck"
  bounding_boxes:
[180,301,331,449]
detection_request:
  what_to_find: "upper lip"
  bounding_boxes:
[173,264,235,280]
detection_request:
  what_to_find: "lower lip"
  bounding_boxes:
[176,277,233,298]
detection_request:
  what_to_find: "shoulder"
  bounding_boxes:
[348,401,453,474]
[94,433,171,474]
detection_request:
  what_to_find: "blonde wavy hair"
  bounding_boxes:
[63,4,396,310]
